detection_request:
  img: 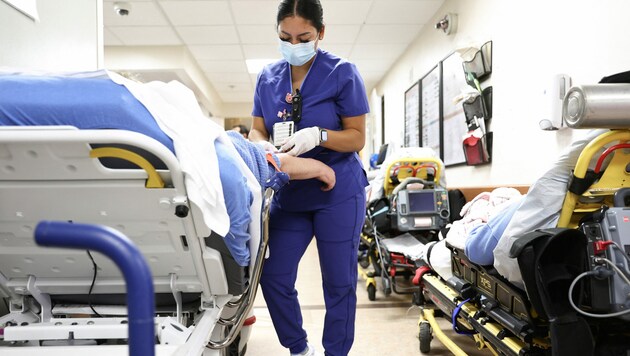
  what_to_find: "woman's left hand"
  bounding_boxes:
[280,126,320,156]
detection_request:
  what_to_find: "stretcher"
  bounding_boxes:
[0,72,272,355]
[0,127,272,355]
[415,127,630,355]
[359,156,450,302]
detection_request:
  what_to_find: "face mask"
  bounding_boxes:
[278,39,317,66]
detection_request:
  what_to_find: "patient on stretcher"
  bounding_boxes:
[417,129,608,287]
[0,71,335,270]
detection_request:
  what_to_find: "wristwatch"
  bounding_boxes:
[319,128,328,145]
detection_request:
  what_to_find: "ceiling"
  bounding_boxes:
[103,0,445,111]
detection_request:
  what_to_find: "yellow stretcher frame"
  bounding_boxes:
[383,157,442,196]
[417,130,630,355]
[419,275,531,356]
[558,129,630,228]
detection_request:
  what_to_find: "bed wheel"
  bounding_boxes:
[367,283,377,301]
[419,322,432,353]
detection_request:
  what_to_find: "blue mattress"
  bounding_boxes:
[0,74,174,153]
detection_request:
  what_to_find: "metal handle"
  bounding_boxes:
[206,187,274,349]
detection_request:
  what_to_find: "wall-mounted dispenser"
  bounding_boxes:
[539,74,571,131]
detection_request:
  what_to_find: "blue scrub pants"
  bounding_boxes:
[260,191,365,356]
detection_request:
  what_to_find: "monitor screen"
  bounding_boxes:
[408,190,436,213]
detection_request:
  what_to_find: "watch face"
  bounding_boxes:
[321,130,328,142]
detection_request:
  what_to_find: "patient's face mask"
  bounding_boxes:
[278,39,317,66]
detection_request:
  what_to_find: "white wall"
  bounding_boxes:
[372,0,630,187]
[0,0,102,70]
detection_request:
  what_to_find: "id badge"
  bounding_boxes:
[273,121,295,148]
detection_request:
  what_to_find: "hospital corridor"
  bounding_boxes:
[1,0,630,356]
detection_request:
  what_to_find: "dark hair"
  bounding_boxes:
[232,124,249,134]
[277,0,324,32]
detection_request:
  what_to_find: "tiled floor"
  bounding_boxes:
[247,241,489,356]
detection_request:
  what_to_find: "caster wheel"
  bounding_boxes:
[382,277,392,296]
[412,291,424,306]
[419,322,432,353]
[367,283,376,301]
[358,254,370,269]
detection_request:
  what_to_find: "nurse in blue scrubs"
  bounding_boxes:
[249,1,369,355]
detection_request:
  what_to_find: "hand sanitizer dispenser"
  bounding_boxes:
[539,74,571,130]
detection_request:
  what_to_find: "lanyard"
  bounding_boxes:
[290,88,302,123]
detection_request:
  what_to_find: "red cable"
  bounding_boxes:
[594,143,630,173]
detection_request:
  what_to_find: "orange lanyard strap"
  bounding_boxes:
[266,152,281,172]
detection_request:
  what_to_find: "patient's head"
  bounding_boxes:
[231,124,249,139]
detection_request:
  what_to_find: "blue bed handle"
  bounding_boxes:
[34,221,155,356]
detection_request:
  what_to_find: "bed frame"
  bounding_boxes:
[0,127,269,355]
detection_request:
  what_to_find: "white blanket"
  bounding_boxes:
[108,72,262,264]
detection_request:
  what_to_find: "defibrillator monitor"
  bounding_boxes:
[395,188,450,232]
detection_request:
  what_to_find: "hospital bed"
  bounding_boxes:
[415,83,630,355]
[359,155,450,301]
[0,73,273,355]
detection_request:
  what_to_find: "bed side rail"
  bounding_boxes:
[206,187,274,350]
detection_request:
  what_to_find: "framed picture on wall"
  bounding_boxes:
[404,81,420,147]
[441,51,469,166]
[420,65,441,158]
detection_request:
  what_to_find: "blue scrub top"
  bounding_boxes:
[252,49,370,211]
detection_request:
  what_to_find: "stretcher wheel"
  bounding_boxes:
[358,252,370,269]
[419,322,432,353]
[382,275,392,296]
[367,283,377,301]
[412,291,424,306]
